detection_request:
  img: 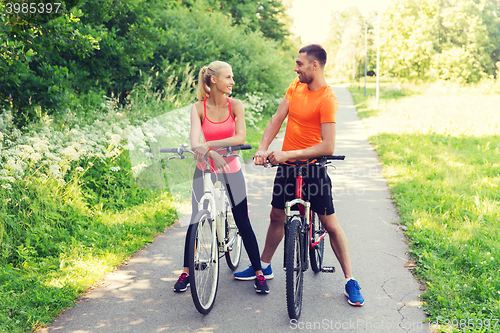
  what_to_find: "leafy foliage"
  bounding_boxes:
[0,0,294,126]
[324,7,367,81]
[0,63,279,331]
[153,3,293,97]
[174,0,292,42]
[326,0,500,83]
[382,0,500,82]
[0,2,101,126]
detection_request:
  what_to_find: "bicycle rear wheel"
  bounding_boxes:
[188,209,219,314]
[224,198,242,270]
[309,212,325,273]
[285,216,304,320]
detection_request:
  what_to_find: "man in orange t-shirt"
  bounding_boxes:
[234,44,364,307]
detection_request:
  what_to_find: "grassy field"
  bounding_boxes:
[349,81,500,332]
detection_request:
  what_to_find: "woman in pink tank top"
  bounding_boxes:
[172,61,270,294]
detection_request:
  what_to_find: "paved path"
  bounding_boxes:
[39,87,430,333]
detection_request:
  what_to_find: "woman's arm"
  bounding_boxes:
[190,103,211,162]
[190,103,203,149]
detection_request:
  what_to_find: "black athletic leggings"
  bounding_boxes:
[183,167,262,272]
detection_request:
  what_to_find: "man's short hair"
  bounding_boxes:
[299,44,327,67]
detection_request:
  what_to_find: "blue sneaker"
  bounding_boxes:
[344,279,364,306]
[233,264,274,281]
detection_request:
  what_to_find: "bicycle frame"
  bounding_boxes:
[197,166,229,253]
[283,166,328,252]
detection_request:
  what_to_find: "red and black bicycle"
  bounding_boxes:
[279,155,345,319]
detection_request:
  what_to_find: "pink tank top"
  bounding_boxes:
[197,98,241,173]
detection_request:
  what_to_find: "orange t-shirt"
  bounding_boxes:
[282,78,338,151]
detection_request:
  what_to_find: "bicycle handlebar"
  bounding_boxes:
[217,144,252,153]
[159,147,186,153]
[160,144,251,157]
[264,155,345,167]
[325,155,345,160]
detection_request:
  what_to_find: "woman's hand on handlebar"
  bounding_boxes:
[211,151,230,173]
[193,143,210,162]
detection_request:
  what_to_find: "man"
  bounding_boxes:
[234,44,364,306]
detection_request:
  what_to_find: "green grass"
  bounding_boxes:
[0,163,177,333]
[348,81,500,332]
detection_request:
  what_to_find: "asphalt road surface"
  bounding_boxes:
[39,86,431,333]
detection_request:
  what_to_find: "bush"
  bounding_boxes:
[153,4,293,98]
[431,47,484,83]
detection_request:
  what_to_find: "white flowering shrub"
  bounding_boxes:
[0,113,126,187]
[0,68,197,269]
[243,92,281,129]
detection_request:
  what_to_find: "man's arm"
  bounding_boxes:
[267,122,336,165]
[253,97,289,166]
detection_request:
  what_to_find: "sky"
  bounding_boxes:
[289,0,393,44]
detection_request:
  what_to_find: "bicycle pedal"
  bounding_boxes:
[321,266,335,273]
[195,262,208,271]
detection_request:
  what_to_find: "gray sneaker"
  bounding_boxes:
[254,275,269,294]
[173,273,190,292]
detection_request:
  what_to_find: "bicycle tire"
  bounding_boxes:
[188,209,219,314]
[224,198,242,270]
[309,212,325,273]
[285,216,304,320]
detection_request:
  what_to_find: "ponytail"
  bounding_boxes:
[197,66,211,101]
[196,61,231,101]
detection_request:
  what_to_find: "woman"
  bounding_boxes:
[173,61,271,294]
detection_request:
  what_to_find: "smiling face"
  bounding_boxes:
[212,66,234,95]
[294,52,315,84]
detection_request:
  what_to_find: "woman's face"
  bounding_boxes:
[213,67,234,95]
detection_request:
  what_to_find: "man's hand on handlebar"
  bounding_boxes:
[253,149,271,167]
[254,149,290,167]
[267,151,290,165]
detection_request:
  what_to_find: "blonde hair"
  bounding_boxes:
[196,61,232,101]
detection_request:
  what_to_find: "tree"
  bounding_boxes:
[0,1,102,125]
[380,0,500,82]
[324,0,500,82]
[173,0,291,43]
[324,7,370,81]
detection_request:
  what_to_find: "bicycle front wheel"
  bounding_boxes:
[224,199,242,270]
[285,216,304,320]
[309,212,325,273]
[188,209,219,314]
